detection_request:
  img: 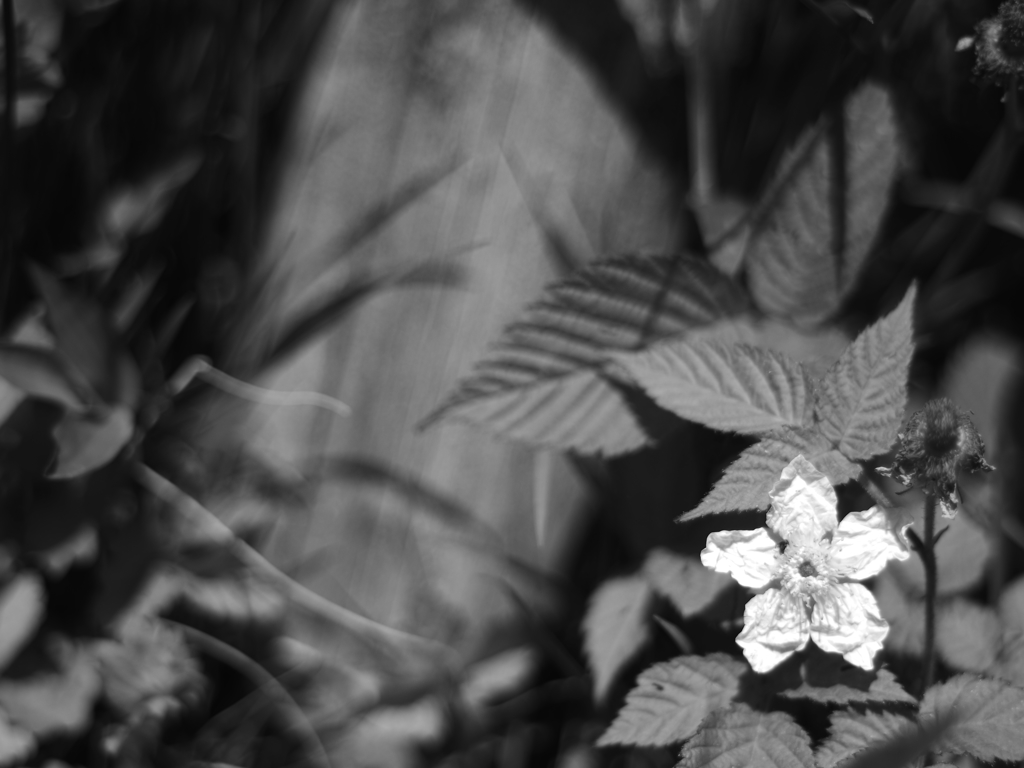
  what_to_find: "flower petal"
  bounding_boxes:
[830,506,912,580]
[810,582,889,671]
[767,455,838,547]
[702,528,779,589]
[737,588,810,673]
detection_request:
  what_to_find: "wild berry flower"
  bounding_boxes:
[877,397,994,519]
[701,456,911,673]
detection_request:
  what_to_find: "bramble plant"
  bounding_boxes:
[425,51,1024,767]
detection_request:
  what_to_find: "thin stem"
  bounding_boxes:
[1,0,16,321]
[921,494,938,696]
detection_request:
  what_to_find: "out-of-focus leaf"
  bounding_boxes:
[35,525,98,577]
[680,427,859,520]
[28,266,120,404]
[422,256,749,456]
[745,84,900,324]
[613,341,812,435]
[598,654,745,747]
[177,570,286,631]
[814,285,916,460]
[0,575,45,676]
[0,642,101,739]
[920,674,1024,762]
[816,710,916,768]
[778,650,914,706]
[48,405,133,479]
[583,575,653,701]
[1000,576,1024,632]
[261,261,464,371]
[873,570,924,657]
[0,344,91,413]
[104,155,202,242]
[0,710,34,766]
[641,549,733,617]
[677,704,814,768]
[937,600,1002,673]
[460,646,538,709]
[95,618,203,715]
[888,503,991,596]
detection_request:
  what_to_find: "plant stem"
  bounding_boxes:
[921,494,938,696]
[1,0,15,322]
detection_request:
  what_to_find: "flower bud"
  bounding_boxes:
[877,397,994,518]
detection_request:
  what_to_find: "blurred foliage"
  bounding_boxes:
[1,0,1024,767]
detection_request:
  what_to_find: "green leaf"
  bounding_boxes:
[887,505,991,596]
[677,704,815,768]
[598,654,746,747]
[814,285,916,460]
[48,405,134,479]
[28,265,121,404]
[421,256,749,455]
[680,427,859,520]
[937,599,1002,673]
[612,341,811,434]
[745,84,900,324]
[999,574,1024,632]
[0,574,45,676]
[583,575,653,701]
[816,710,916,768]
[0,344,91,413]
[778,651,914,706]
[641,548,733,617]
[0,711,34,766]
[921,674,1024,761]
[873,570,924,657]
[0,643,101,739]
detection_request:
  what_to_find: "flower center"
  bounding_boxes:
[777,544,834,600]
[798,560,818,578]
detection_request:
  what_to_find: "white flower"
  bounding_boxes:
[701,455,911,673]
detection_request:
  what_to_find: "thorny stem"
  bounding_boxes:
[921,494,938,697]
[1,0,15,321]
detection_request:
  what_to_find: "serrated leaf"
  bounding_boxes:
[680,427,858,520]
[779,651,914,706]
[816,710,916,768]
[583,575,653,701]
[598,653,746,747]
[613,341,811,434]
[937,600,1002,673]
[677,704,815,768]
[920,674,1024,761]
[0,574,46,676]
[814,285,915,460]
[642,549,733,617]
[746,84,899,323]
[423,256,749,455]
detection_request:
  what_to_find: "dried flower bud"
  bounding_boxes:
[877,397,994,519]
[972,0,1024,84]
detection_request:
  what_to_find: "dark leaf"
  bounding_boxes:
[745,85,899,323]
[423,256,749,455]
